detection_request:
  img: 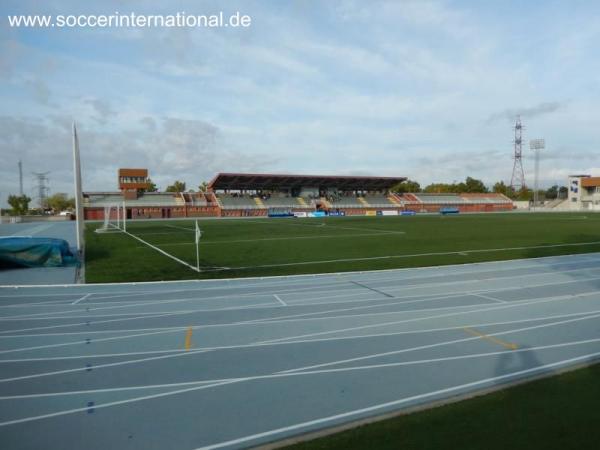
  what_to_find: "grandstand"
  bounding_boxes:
[83,171,513,220]
[400,192,513,213]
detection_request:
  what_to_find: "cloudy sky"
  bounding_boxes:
[1,0,599,207]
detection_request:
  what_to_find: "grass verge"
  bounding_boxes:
[283,362,600,450]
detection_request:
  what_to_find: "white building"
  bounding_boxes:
[568,175,600,211]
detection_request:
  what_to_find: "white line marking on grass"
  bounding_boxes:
[142,232,402,248]
[222,240,600,271]
[164,224,194,232]
[319,223,406,234]
[273,294,287,306]
[70,293,91,305]
[194,351,600,450]
[121,228,200,273]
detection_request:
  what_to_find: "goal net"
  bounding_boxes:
[95,204,126,234]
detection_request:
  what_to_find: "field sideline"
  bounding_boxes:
[85,212,600,283]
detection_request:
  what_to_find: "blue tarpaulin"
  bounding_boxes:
[0,237,78,268]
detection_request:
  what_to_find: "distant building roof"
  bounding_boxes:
[208,173,407,191]
[581,177,600,187]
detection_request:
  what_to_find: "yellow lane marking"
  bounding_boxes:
[185,327,193,350]
[463,327,518,350]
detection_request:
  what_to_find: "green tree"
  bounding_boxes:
[493,181,509,195]
[545,185,559,200]
[392,179,420,193]
[558,186,568,199]
[166,181,186,192]
[492,181,516,198]
[463,176,488,193]
[423,183,454,193]
[46,193,74,212]
[143,178,159,193]
[515,188,533,201]
[7,194,31,215]
[198,181,209,193]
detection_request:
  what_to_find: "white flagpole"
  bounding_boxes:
[122,201,127,232]
[195,220,200,272]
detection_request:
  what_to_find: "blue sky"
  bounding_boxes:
[1,0,599,207]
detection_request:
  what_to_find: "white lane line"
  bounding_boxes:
[278,309,600,374]
[2,347,600,430]
[0,300,80,309]
[3,264,598,321]
[273,294,287,306]
[2,303,598,384]
[1,288,598,360]
[257,291,597,346]
[4,337,599,400]
[0,290,584,355]
[0,274,593,342]
[193,351,600,450]
[9,223,53,237]
[1,308,598,359]
[70,294,91,306]
[470,293,506,303]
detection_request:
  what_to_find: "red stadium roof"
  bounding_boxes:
[207,173,407,191]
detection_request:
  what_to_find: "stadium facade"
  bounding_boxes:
[568,175,600,211]
[83,170,513,220]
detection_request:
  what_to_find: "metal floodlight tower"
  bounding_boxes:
[530,138,545,211]
[510,116,526,192]
[32,171,50,209]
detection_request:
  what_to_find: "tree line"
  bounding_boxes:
[391,177,568,201]
[4,193,75,216]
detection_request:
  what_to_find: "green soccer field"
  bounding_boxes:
[84,212,600,283]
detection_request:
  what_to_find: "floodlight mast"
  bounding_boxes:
[510,116,526,192]
[529,139,545,211]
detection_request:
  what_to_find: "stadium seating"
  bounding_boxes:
[127,194,179,206]
[413,194,465,204]
[262,195,306,209]
[217,194,264,210]
[363,194,396,207]
[460,194,512,204]
[329,195,365,208]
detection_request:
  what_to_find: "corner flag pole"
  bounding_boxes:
[122,201,127,232]
[195,220,201,272]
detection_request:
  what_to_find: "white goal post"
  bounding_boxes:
[95,204,126,234]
